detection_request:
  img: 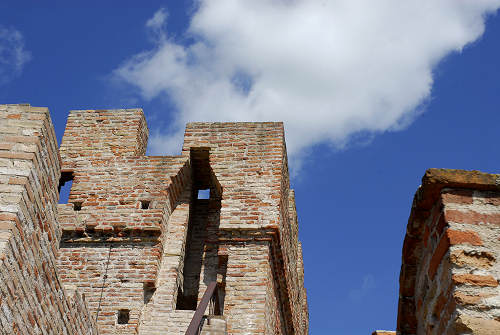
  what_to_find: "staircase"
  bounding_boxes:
[199,316,226,335]
[184,282,227,335]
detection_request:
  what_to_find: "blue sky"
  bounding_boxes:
[1,1,500,334]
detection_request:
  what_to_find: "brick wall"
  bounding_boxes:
[398,169,500,335]
[182,123,308,334]
[59,109,148,163]
[57,109,192,334]
[1,106,309,334]
[0,104,97,334]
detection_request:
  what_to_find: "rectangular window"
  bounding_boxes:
[117,309,130,324]
[197,189,210,199]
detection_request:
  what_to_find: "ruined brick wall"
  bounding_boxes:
[0,104,97,334]
[398,169,500,335]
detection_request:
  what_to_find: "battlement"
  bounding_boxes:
[7,106,306,335]
[3,104,499,335]
[59,109,148,166]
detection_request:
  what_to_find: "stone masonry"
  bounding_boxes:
[2,104,499,335]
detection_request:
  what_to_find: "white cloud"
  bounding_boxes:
[0,26,31,84]
[113,0,500,165]
[349,274,375,302]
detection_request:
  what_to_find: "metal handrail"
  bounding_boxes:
[185,282,221,335]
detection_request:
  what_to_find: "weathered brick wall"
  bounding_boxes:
[59,109,148,163]
[0,104,97,334]
[2,106,309,334]
[56,109,192,334]
[137,196,193,334]
[398,169,500,335]
[182,123,308,334]
[58,242,161,334]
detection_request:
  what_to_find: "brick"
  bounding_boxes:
[456,314,500,334]
[0,220,15,230]
[0,143,14,150]
[441,189,474,204]
[450,249,495,269]
[452,274,498,287]
[453,292,482,305]
[445,209,500,225]
[447,230,482,246]
[8,176,28,185]
[428,233,450,280]
[0,151,35,160]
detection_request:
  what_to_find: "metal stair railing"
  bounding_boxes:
[185,282,222,335]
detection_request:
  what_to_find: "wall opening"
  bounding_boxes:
[143,282,156,304]
[117,309,130,324]
[72,202,82,211]
[58,171,74,204]
[197,189,210,199]
[141,200,150,209]
[216,254,228,315]
[176,148,222,311]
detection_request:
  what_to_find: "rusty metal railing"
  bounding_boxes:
[185,282,221,335]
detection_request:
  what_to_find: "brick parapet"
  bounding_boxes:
[59,109,149,164]
[182,122,284,230]
[56,155,191,334]
[398,168,500,334]
[182,122,308,334]
[1,106,309,334]
[58,156,188,234]
[0,104,97,334]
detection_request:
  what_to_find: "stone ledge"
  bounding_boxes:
[416,168,500,212]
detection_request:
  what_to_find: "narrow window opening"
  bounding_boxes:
[197,189,210,199]
[176,286,197,310]
[117,309,130,324]
[58,171,74,204]
[177,147,221,311]
[141,200,150,209]
[143,282,156,304]
[72,202,82,211]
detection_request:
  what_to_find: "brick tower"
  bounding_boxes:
[0,104,308,334]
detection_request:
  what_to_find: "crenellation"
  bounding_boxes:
[4,103,498,335]
[59,109,149,165]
